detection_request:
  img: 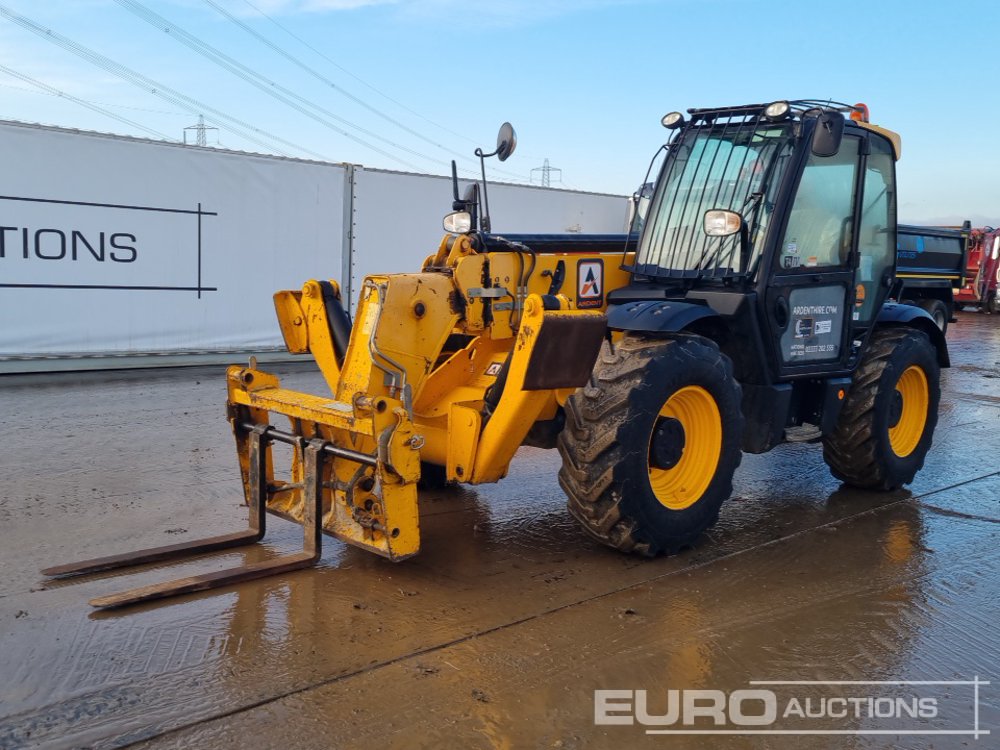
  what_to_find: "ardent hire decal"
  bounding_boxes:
[577,258,604,309]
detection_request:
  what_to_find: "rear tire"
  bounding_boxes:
[558,335,743,556]
[917,299,949,334]
[823,328,940,490]
[987,291,999,315]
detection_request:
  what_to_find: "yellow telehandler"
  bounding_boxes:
[46,101,948,608]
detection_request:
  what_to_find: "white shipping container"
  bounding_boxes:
[0,120,627,372]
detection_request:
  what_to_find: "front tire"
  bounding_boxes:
[823,328,940,490]
[558,335,743,556]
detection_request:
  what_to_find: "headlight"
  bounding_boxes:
[661,111,685,129]
[443,211,472,234]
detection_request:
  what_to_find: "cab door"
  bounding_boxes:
[765,133,864,376]
[851,134,897,329]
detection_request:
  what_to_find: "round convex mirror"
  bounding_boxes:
[495,122,517,162]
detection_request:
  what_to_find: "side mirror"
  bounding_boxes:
[443,211,472,234]
[496,122,517,162]
[811,111,845,157]
[628,182,655,234]
[703,209,742,237]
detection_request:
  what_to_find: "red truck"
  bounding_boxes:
[955,227,1000,313]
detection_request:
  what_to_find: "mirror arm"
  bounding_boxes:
[475,147,492,234]
[449,124,513,236]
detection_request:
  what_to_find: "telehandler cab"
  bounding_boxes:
[46,100,947,608]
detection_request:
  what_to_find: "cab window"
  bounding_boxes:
[854,136,896,324]
[778,136,861,271]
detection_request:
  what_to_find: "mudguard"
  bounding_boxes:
[877,302,950,367]
[606,300,719,335]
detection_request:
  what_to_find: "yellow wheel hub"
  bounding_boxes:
[888,365,929,458]
[648,386,722,510]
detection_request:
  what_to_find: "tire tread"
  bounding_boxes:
[558,335,742,555]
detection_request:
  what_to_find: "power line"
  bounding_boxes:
[0,80,188,116]
[0,4,329,160]
[0,2,532,181]
[0,64,176,141]
[115,0,435,172]
[205,1,453,156]
[236,0,480,148]
[228,0,530,183]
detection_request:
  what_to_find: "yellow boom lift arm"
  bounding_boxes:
[45,227,631,607]
[230,233,628,559]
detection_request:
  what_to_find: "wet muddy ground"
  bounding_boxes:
[1,313,998,749]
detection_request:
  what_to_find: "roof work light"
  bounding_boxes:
[764,100,791,121]
[661,112,685,129]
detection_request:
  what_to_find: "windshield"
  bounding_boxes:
[634,120,795,280]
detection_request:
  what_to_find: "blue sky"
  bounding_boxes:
[0,0,998,224]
